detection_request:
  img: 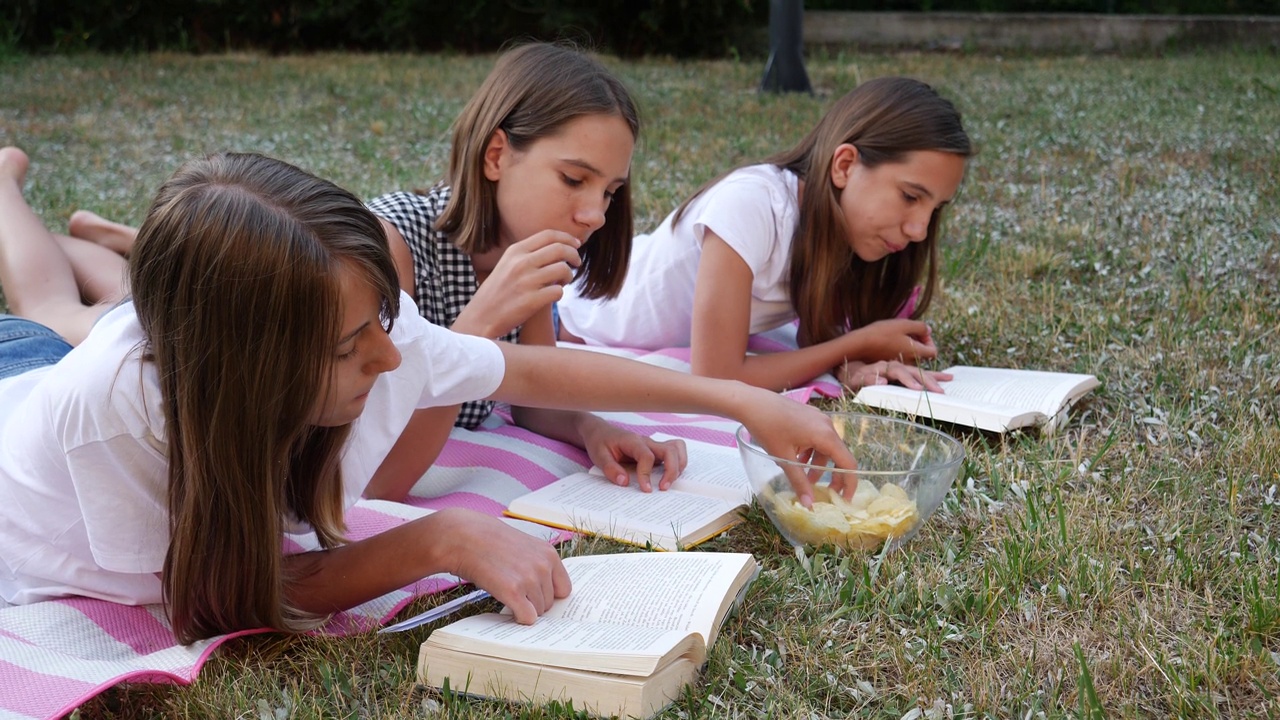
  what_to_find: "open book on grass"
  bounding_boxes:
[417,551,759,719]
[853,365,1100,434]
[505,434,750,551]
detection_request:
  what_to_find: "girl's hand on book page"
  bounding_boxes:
[741,392,860,508]
[452,230,582,338]
[438,512,572,625]
[581,420,688,492]
[852,318,939,364]
[839,360,953,393]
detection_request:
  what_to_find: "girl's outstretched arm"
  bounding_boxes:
[282,507,570,626]
[691,232,945,392]
[491,342,859,506]
[510,306,688,492]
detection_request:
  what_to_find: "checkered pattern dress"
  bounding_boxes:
[367,185,521,429]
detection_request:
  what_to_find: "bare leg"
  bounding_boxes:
[68,209,139,256]
[0,147,114,346]
[53,233,130,305]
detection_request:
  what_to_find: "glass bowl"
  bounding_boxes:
[736,412,964,552]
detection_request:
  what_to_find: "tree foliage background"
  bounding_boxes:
[5,0,1276,55]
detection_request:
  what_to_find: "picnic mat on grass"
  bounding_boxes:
[0,324,840,720]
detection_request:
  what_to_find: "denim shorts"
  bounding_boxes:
[0,316,73,381]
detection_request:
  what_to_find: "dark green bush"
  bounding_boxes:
[5,0,1275,55]
[3,0,767,55]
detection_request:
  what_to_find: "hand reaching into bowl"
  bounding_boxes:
[731,388,860,508]
[737,413,965,553]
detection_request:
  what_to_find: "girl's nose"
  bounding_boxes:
[904,211,931,242]
[367,331,402,375]
[576,200,607,235]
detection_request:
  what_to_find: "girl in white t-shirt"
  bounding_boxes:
[558,76,973,394]
[0,148,855,642]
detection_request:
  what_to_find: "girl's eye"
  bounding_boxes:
[902,193,919,204]
[604,188,617,203]
[561,174,584,188]
[337,345,359,361]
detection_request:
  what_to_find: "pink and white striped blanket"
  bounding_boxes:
[0,327,840,720]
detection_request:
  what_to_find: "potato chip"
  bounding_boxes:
[809,485,836,505]
[763,481,920,551]
[848,482,882,511]
[867,495,907,516]
[810,503,851,532]
[880,483,909,502]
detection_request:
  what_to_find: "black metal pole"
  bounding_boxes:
[761,0,812,94]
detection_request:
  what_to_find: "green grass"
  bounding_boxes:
[3,48,1279,718]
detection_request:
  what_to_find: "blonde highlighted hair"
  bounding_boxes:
[129,152,400,643]
[436,42,640,299]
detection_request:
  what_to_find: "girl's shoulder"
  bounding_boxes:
[367,185,453,251]
[710,164,798,199]
[695,165,800,219]
[367,184,451,218]
[27,303,165,443]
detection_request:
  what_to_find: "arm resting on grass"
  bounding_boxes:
[511,307,687,491]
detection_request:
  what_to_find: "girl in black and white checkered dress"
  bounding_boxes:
[365,43,688,501]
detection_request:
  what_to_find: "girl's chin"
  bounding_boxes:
[309,396,370,428]
[851,243,889,263]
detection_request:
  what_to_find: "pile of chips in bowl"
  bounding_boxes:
[737,412,965,552]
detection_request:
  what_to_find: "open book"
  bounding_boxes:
[417,551,759,719]
[853,365,1100,434]
[505,434,750,551]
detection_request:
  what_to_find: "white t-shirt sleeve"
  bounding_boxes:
[67,435,170,574]
[386,295,505,408]
[339,304,508,497]
[686,172,786,276]
[412,320,505,407]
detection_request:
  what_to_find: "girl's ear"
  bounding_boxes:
[829,143,859,190]
[482,129,508,182]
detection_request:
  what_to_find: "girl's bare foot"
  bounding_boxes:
[68,209,138,256]
[0,147,30,187]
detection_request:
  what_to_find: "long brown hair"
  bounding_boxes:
[436,42,640,299]
[677,76,971,347]
[129,152,400,643]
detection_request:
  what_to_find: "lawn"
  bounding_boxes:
[2,48,1278,718]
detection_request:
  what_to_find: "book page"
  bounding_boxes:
[855,366,1097,430]
[540,552,755,645]
[508,473,740,550]
[650,433,752,504]
[937,366,1096,417]
[853,384,1026,430]
[429,615,692,676]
